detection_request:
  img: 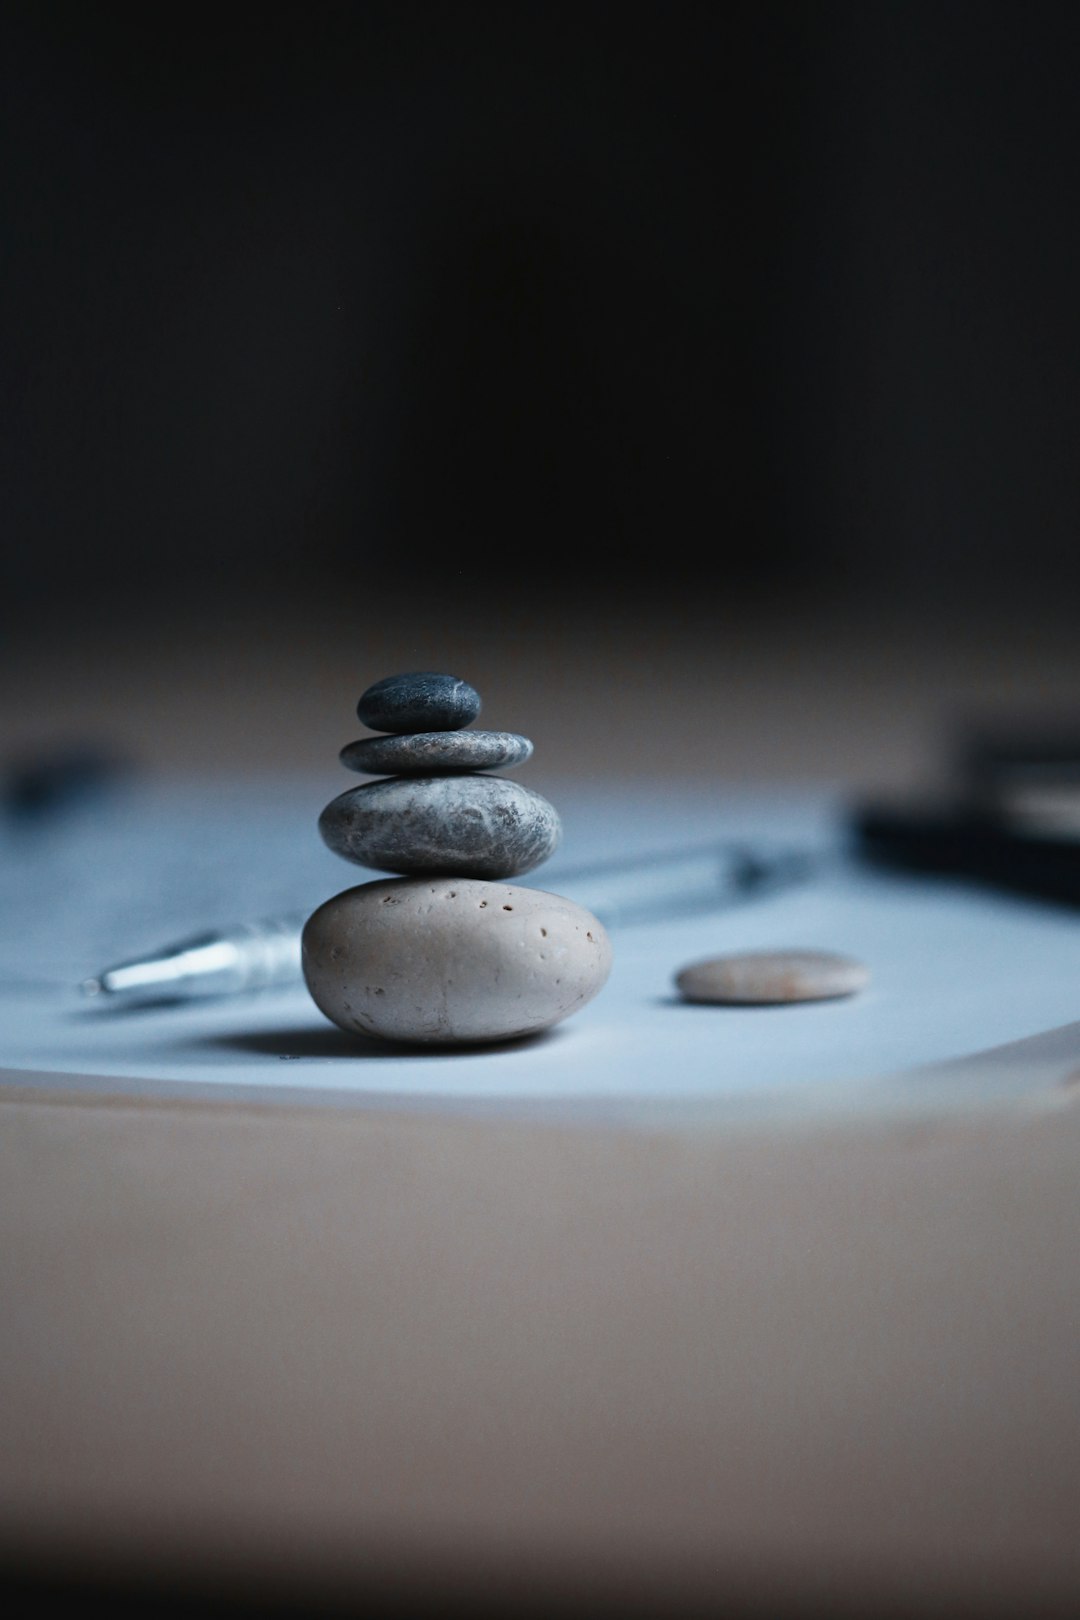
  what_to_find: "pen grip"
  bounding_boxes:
[223,913,306,992]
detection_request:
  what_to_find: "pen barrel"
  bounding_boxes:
[566,846,809,928]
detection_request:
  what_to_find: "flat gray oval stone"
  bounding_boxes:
[357,672,480,734]
[675,949,869,1005]
[340,730,533,776]
[319,774,561,878]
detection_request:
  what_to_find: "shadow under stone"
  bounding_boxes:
[180,1025,562,1061]
[657,994,850,1010]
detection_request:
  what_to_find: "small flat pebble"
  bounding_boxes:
[303,877,612,1045]
[675,949,869,1005]
[319,774,561,878]
[357,672,480,734]
[340,730,533,776]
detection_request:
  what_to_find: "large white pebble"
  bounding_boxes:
[302,876,613,1045]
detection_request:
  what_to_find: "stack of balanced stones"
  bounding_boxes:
[302,671,612,1045]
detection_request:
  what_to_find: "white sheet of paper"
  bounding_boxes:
[3,773,1079,1124]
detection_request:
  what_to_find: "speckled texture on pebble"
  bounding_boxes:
[357,672,480,734]
[340,730,533,777]
[302,876,611,1044]
[675,949,869,1004]
[319,774,561,878]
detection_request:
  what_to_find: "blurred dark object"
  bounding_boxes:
[853,720,1080,907]
[853,802,1080,909]
[2,747,130,823]
[961,721,1080,837]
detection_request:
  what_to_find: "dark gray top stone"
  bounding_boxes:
[319,774,561,878]
[340,730,533,777]
[357,672,480,734]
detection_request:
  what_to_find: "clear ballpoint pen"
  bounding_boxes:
[81,911,306,1003]
[80,843,814,1004]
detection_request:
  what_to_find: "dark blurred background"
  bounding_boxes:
[2,1,1079,781]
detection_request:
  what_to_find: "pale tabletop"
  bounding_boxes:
[3,597,1080,1617]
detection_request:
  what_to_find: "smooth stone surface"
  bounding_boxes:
[303,877,612,1045]
[319,774,561,878]
[675,949,870,1005]
[357,672,480,734]
[340,730,533,777]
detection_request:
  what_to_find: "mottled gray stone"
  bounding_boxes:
[340,730,533,777]
[357,672,480,734]
[302,877,612,1045]
[675,949,870,1005]
[319,774,561,878]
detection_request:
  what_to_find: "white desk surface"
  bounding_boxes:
[3,769,1080,1615]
